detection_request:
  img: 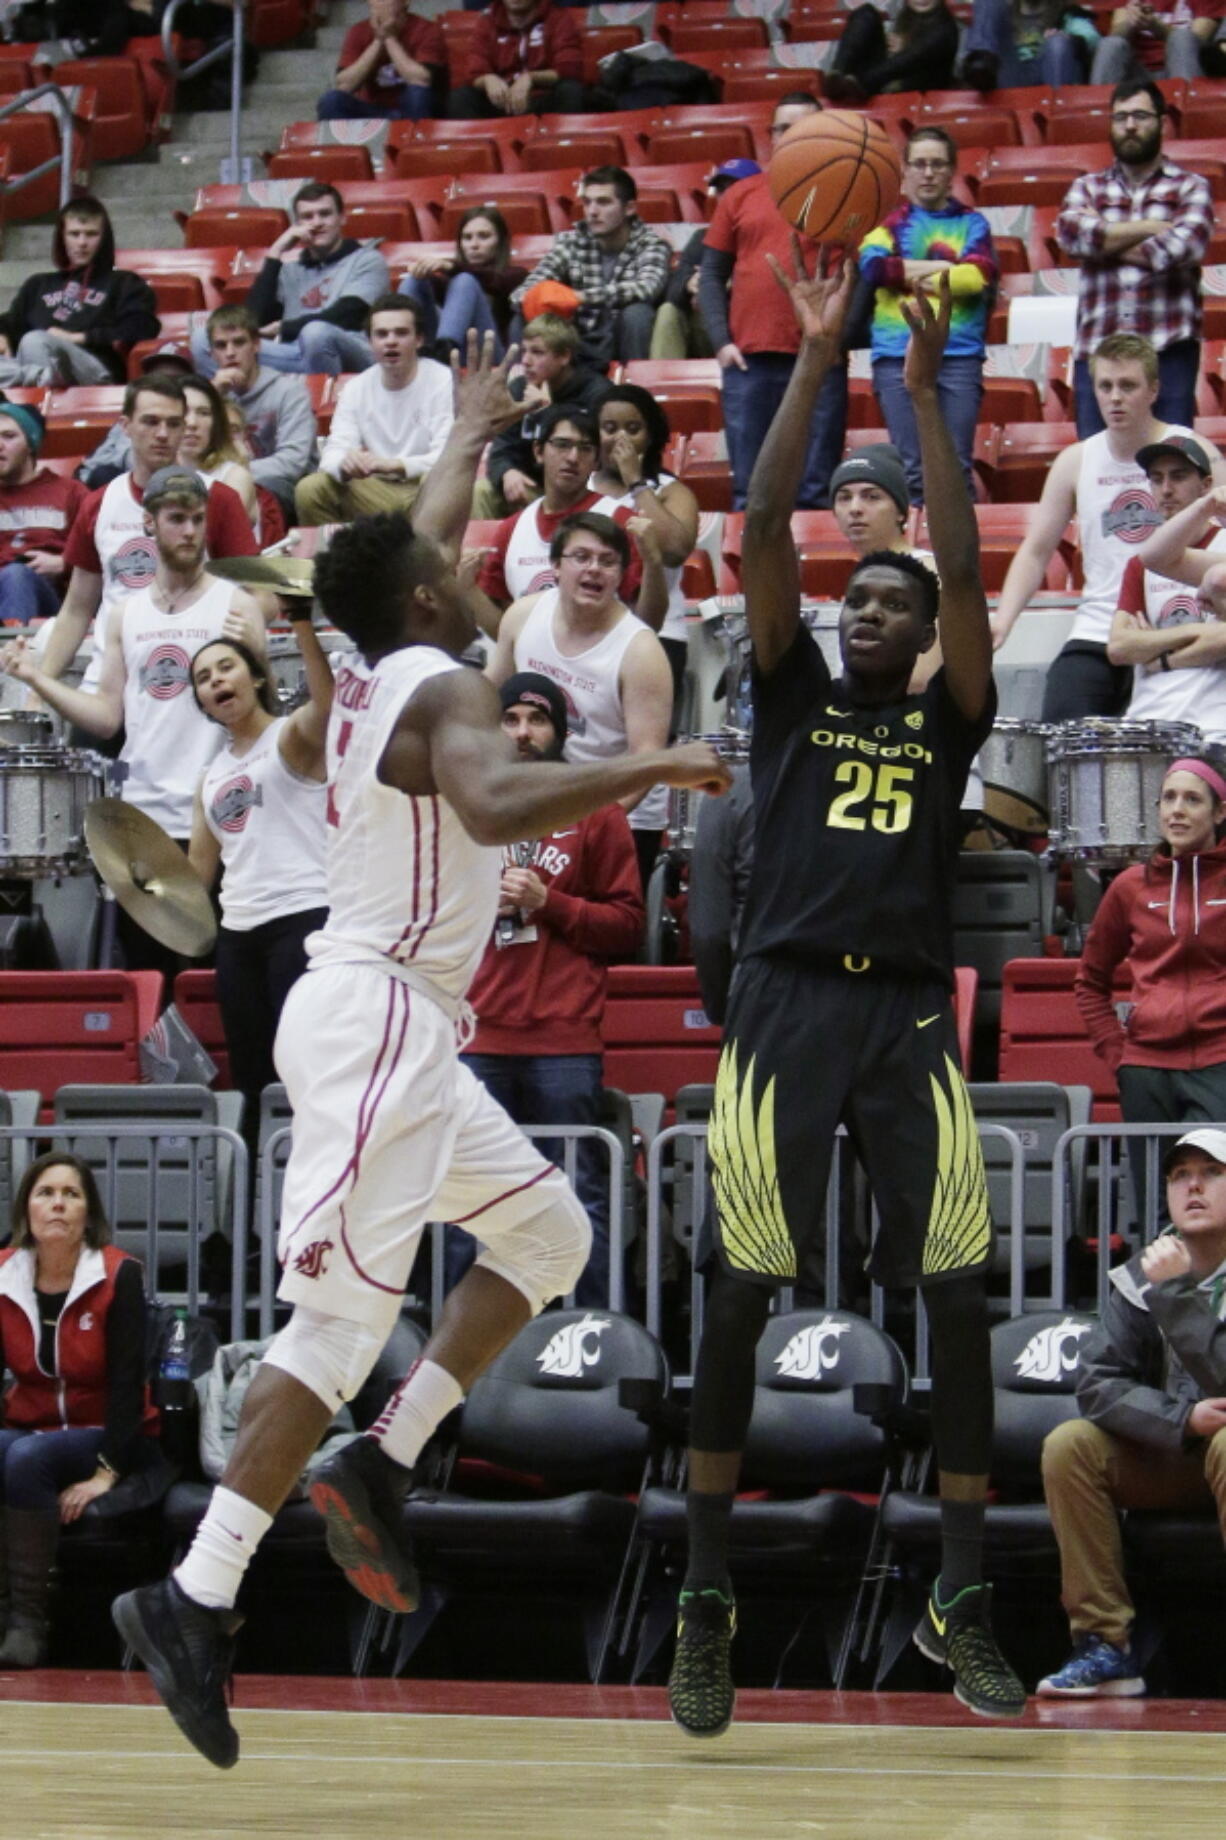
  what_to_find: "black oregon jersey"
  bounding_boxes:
[738,623,994,986]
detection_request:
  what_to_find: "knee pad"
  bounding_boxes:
[263,1306,389,1413]
[476,1182,592,1316]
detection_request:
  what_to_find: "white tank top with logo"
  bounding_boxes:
[589,471,688,644]
[307,645,500,1003]
[513,587,669,831]
[200,717,328,931]
[1126,526,1226,740]
[1072,426,1193,645]
[83,470,220,688]
[118,574,235,837]
[502,500,563,603]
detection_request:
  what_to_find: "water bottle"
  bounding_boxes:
[158,1308,192,1464]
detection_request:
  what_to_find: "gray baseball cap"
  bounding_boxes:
[143,465,208,508]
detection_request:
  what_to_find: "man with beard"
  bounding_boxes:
[2,467,265,973]
[1056,77,1213,437]
[446,671,644,1307]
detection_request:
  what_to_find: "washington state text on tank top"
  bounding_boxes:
[201,717,328,930]
[1071,426,1192,645]
[512,588,669,831]
[307,645,501,1003]
[118,574,235,837]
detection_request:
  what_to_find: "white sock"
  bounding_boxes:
[369,1358,464,1472]
[174,1486,274,1610]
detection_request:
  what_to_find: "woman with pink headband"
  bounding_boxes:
[1076,755,1226,1216]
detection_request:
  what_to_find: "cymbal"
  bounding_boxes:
[208,554,316,598]
[84,799,217,958]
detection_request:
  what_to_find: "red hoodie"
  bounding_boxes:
[468,803,643,1055]
[1075,839,1226,1071]
[456,0,584,86]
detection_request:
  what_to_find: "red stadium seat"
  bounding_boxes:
[120,247,235,314]
[519,130,632,173]
[390,137,504,179]
[579,27,643,84]
[643,123,757,169]
[621,361,724,436]
[0,972,164,1115]
[42,386,127,458]
[46,58,150,162]
[998,959,1123,1121]
[265,146,376,182]
[602,965,722,1104]
[183,207,289,249]
[677,430,732,512]
[991,421,1077,503]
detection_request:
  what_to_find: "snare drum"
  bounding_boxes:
[0,746,105,875]
[668,730,751,857]
[0,708,55,749]
[979,719,1051,835]
[1046,720,1201,862]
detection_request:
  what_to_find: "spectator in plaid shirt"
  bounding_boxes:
[510,169,671,368]
[1056,77,1214,438]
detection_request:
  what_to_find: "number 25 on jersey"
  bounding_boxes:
[827,760,915,835]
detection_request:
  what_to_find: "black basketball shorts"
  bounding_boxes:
[708,955,994,1291]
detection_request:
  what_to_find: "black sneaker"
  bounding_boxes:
[914,1581,1026,1719]
[308,1435,419,1613]
[668,1586,736,1738]
[112,1577,243,1769]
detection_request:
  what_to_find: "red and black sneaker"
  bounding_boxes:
[309,1435,419,1613]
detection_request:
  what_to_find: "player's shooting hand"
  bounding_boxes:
[452,332,522,434]
[1141,1233,1192,1285]
[662,740,734,795]
[500,865,546,911]
[901,271,952,393]
[766,234,857,350]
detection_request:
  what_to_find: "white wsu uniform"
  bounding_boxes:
[118,574,234,836]
[1124,527,1226,740]
[200,717,328,929]
[513,587,669,833]
[274,643,580,1337]
[84,470,222,689]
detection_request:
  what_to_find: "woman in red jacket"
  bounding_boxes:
[1075,755,1226,1211]
[0,1154,160,1667]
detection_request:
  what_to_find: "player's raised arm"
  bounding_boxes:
[387,667,731,847]
[411,332,521,566]
[743,240,855,677]
[902,277,992,723]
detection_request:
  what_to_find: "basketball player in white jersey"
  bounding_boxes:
[486,509,675,887]
[990,332,1225,723]
[109,336,730,1771]
[35,374,258,696]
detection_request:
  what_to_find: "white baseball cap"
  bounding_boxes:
[1164,1128,1226,1172]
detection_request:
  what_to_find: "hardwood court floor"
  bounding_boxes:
[1,1677,1223,1840]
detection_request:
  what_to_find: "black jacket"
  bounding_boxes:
[0,267,160,380]
[485,364,610,494]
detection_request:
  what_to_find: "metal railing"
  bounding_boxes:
[1051,1122,1195,1314]
[162,0,247,181]
[0,1123,249,1339]
[0,83,75,210]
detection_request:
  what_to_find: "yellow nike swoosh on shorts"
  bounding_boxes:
[916,1014,941,1029]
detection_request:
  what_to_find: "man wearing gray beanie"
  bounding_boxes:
[0,402,88,626]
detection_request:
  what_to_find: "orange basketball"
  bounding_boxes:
[768,110,902,244]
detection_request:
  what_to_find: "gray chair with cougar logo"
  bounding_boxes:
[864,1307,1097,1687]
[388,1308,671,1682]
[612,1309,909,1689]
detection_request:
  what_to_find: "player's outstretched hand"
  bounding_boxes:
[661,739,734,795]
[901,272,952,393]
[451,331,523,435]
[766,233,856,351]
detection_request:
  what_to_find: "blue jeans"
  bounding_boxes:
[0,1426,105,1508]
[0,560,60,624]
[963,0,1082,86]
[317,85,433,122]
[722,353,848,510]
[873,354,983,504]
[190,318,374,377]
[398,270,504,357]
[446,1052,611,1307]
[1073,339,1201,440]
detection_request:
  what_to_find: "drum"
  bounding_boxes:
[1046,720,1202,862]
[979,719,1052,835]
[667,730,751,857]
[0,709,55,749]
[721,603,841,731]
[0,746,105,875]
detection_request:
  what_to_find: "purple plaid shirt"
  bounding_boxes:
[1055,157,1214,359]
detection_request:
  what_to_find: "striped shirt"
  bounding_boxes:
[1055,157,1214,359]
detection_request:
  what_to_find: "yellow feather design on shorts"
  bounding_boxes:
[709,1042,797,1280]
[923,1052,992,1277]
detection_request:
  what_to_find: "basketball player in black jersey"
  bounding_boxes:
[668,254,1026,1731]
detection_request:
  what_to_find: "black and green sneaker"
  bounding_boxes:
[668,1586,737,1739]
[914,1581,1026,1719]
